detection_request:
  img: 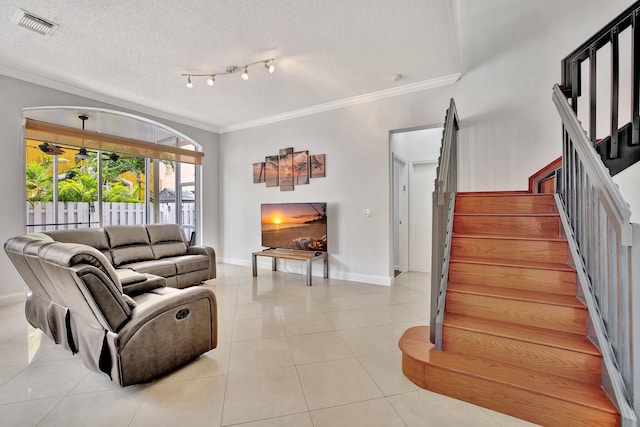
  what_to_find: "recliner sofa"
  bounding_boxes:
[41,223,216,291]
[4,224,218,386]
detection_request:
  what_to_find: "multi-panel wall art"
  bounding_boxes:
[253,147,326,191]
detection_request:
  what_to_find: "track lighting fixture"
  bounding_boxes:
[182,58,274,88]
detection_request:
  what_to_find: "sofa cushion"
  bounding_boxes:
[104,226,154,266]
[105,225,150,248]
[146,224,187,259]
[110,245,155,267]
[152,242,188,259]
[44,228,113,264]
[120,259,177,278]
[164,254,210,275]
[146,224,186,244]
[175,270,209,288]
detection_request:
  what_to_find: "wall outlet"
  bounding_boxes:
[362,208,372,217]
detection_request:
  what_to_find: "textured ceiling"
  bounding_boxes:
[0,1,460,133]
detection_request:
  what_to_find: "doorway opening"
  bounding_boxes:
[390,126,443,279]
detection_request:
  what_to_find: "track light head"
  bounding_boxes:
[241,67,249,80]
[206,75,215,86]
[186,75,193,88]
[265,61,275,73]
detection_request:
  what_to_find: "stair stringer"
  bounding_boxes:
[554,193,638,426]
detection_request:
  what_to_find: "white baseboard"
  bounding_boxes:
[0,292,26,307]
[220,257,252,267]
[219,259,392,286]
[331,271,392,286]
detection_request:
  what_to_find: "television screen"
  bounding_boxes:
[261,202,327,252]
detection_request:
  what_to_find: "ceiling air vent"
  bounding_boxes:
[13,9,58,36]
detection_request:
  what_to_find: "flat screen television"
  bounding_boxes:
[261,202,327,252]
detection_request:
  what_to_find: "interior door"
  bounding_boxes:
[393,155,408,273]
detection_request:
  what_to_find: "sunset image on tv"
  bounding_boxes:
[261,203,327,251]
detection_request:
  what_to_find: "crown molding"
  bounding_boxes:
[220,73,461,133]
[2,64,460,136]
[0,64,221,134]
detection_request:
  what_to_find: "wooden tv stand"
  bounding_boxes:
[252,249,328,286]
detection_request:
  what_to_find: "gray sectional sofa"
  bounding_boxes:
[43,224,216,292]
[4,224,218,386]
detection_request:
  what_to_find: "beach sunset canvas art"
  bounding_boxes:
[293,151,309,185]
[279,148,294,191]
[253,162,265,183]
[254,148,325,190]
[310,154,326,178]
[265,155,279,187]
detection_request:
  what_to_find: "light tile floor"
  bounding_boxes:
[0,264,538,426]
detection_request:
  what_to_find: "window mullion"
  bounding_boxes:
[97,151,103,227]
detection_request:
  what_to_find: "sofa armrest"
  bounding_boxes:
[116,286,217,350]
[109,286,217,386]
[187,246,216,279]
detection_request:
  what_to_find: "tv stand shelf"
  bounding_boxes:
[252,249,328,286]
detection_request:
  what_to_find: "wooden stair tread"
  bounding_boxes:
[457,192,551,197]
[455,193,557,215]
[443,313,599,355]
[400,326,617,415]
[450,256,575,272]
[455,213,559,218]
[447,282,586,309]
[453,233,567,243]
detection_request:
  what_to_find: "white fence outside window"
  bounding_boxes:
[26,202,195,236]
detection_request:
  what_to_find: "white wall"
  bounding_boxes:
[453,0,633,192]
[221,0,633,284]
[220,90,453,285]
[613,164,640,223]
[0,75,220,298]
[391,128,442,162]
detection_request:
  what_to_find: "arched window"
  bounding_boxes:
[23,107,202,242]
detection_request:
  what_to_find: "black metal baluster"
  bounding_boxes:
[571,59,580,113]
[611,28,620,159]
[633,10,640,145]
[590,45,597,145]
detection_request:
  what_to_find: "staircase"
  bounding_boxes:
[399,191,620,426]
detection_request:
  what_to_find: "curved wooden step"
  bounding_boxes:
[399,326,619,427]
